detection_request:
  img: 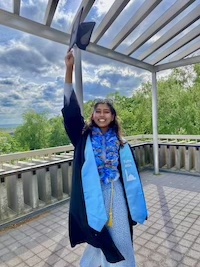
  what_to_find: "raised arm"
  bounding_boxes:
[61,51,85,147]
[65,51,74,84]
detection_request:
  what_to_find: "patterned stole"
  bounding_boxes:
[81,136,148,232]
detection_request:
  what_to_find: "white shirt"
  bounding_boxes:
[64,83,73,105]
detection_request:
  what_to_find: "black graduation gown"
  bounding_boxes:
[61,91,136,263]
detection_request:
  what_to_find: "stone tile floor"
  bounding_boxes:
[0,170,200,267]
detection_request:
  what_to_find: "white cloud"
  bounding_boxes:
[0,1,12,11]
[1,0,194,126]
[147,34,162,44]
[93,0,115,17]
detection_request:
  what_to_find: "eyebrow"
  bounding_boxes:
[95,108,111,111]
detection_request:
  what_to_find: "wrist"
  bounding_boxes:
[65,69,73,83]
[66,65,73,71]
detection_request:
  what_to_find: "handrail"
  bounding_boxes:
[0,157,73,178]
[1,135,200,164]
[0,145,74,163]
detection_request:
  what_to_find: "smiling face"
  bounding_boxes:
[92,103,115,133]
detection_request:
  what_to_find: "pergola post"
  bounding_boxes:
[74,45,84,115]
[152,71,159,174]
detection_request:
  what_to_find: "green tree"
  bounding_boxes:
[193,63,200,85]
[48,116,70,147]
[15,111,50,150]
[84,100,95,123]
[0,131,21,154]
[158,66,200,134]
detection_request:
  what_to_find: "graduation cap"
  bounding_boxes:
[68,7,96,52]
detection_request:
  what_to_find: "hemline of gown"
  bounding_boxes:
[80,179,136,267]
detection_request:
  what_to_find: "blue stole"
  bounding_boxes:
[81,136,108,232]
[120,143,148,224]
[81,136,148,232]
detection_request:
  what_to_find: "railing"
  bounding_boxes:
[0,157,74,225]
[0,144,74,168]
[158,143,200,173]
[1,135,200,167]
[0,135,200,228]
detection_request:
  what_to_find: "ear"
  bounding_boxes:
[111,115,114,121]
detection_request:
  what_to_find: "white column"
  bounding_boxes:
[74,45,84,115]
[152,72,159,174]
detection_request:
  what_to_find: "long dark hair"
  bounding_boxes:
[86,99,124,146]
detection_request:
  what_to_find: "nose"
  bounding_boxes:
[99,112,104,117]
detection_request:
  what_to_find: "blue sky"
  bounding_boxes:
[0,0,199,125]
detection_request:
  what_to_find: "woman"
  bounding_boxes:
[62,51,148,267]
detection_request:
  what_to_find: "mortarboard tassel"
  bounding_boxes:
[107,181,114,227]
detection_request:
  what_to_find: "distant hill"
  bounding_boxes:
[0,124,21,134]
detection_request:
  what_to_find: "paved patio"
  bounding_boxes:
[0,170,200,267]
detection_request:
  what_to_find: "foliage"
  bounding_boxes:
[48,116,70,147]
[157,65,200,134]
[0,131,21,154]
[1,63,200,153]
[15,111,50,150]
[14,111,70,151]
[83,64,200,136]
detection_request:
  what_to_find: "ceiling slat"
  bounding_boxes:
[151,25,200,65]
[91,0,131,43]
[13,0,21,15]
[109,0,162,50]
[126,0,196,56]
[170,37,200,62]
[1,0,200,72]
[44,0,60,26]
[72,0,95,25]
[0,9,153,72]
[139,4,200,61]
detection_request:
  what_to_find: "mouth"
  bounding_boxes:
[98,119,106,122]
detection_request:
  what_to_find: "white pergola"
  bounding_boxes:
[0,0,200,174]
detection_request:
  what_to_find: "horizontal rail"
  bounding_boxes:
[1,135,200,164]
[1,140,200,228]
[0,145,74,163]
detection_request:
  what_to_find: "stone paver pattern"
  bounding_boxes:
[0,170,200,267]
